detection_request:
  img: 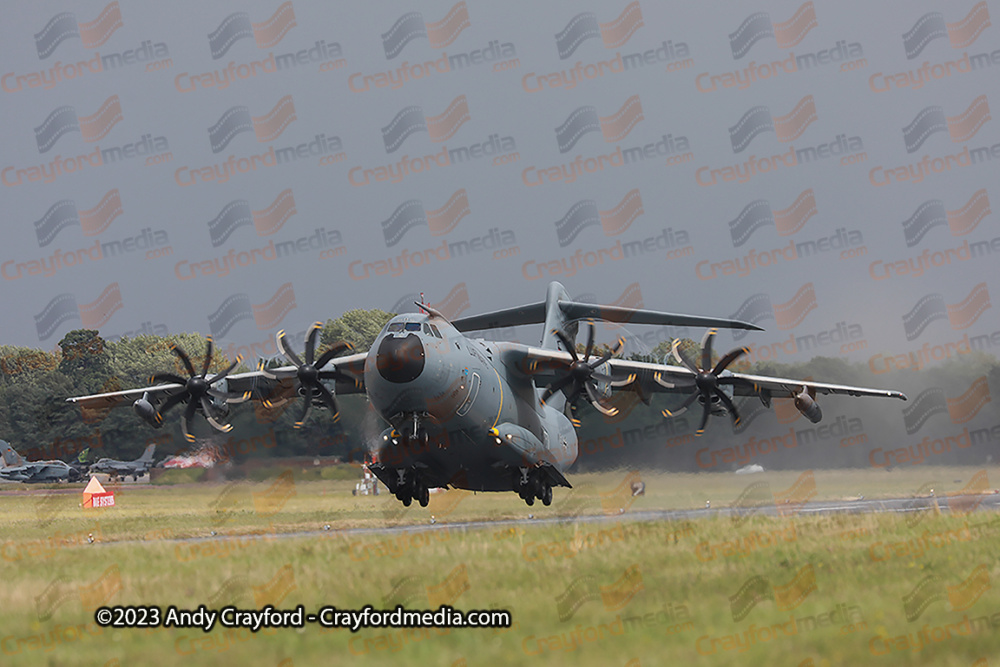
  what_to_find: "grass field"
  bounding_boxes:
[1,466,998,666]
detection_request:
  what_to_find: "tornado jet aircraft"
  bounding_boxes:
[0,441,82,483]
[67,281,906,506]
[89,444,157,481]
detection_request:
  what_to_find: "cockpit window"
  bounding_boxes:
[387,322,404,332]
[404,322,421,331]
[429,324,442,338]
[422,324,431,335]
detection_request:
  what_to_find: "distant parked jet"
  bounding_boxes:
[89,444,156,481]
[0,440,82,483]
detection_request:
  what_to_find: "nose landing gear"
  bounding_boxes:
[386,413,430,449]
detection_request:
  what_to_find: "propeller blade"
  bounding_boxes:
[712,346,750,375]
[276,330,303,367]
[150,373,187,386]
[305,322,322,365]
[201,337,214,377]
[610,373,637,387]
[553,329,579,362]
[315,341,353,369]
[653,372,695,389]
[583,322,595,361]
[257,358,278,380]
[611,336,625,356]
[671,340,699,374]
[171,345,196,377]
[663,391,699,418]
[182,401,198,442]
[565,384,584,406]
[294,396,312,428]
[210,388,252,403]
[206,414,234,432]
[585,381,619,416]
[208,357,242,386]
[541,374,574,403]
[714,388,741,427]
[317,368,349,381]
[700,329,717,372]
[199,397,231,432]
[315,383,341,423]
[590,372,614,383]
[158,392,187,417]
[696,402,711,435]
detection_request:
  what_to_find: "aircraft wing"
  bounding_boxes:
[66,352,369,415]
[502,344,905,423]
[599,358,907,401]
[0,467,33,482]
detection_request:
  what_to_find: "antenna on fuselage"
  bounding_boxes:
[414,301,448,322]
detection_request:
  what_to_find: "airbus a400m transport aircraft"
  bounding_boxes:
[68,282,906,507]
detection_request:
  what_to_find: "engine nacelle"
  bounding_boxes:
[793,387,822,423]
[132,393,163,428]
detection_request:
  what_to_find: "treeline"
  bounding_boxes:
[1,312,997,473]
[0,309,394,466]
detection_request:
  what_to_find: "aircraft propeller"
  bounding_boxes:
[147,339,247,442]
[273,322,356,427]
[541,322,623,417]
[656,329,749,435]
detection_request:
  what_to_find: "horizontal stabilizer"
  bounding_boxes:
[452,302,546,332]
[559,302,764,331]
[451,300,762,332]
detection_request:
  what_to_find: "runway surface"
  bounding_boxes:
[90,490,1000,547]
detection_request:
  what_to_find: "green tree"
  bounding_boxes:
[321,309,395,351]
[57,330,111,394]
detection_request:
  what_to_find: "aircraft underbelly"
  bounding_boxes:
[375,426,550,492]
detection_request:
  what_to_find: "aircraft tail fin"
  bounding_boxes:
[1,441,25,468]
[450,281,764,349]
[137,444,156,464]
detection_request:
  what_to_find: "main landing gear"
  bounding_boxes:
[393,468,429,507]
[514,467,552,507]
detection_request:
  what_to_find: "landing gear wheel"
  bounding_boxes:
[417,483,429,507]
[525,494,535,506]
[401,493,412,507]
[541,484,552,506]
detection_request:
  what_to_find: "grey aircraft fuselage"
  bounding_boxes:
[364,316,577,492]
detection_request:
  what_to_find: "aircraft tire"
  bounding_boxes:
[418,483,429,507]
[401,493,412,507]
[524,494,535,506]
[541,485,552,506]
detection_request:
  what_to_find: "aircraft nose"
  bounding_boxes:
[376,334,425,383]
